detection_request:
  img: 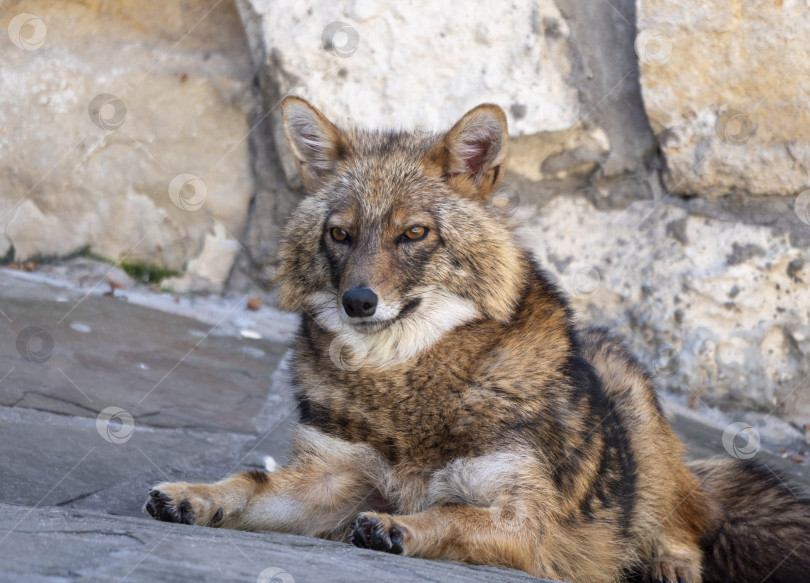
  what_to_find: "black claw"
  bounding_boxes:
[388,525,404,555]
[177,500,195,525]
[159,504,178,523]
[145,489,172,521]
[145,489,181,523]
[350,516,374,548]
[213,508,223,523]
[350,515,403,555]
[149,489,169,501]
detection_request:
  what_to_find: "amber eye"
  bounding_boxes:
[330,227,349,242]
[402,226,428,241]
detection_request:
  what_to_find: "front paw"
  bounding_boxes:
[350,513,405,555]
[144,482,224,526]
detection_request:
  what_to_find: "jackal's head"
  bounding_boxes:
[275,96,527,367]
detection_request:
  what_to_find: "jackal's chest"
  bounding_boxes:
[295,361,487,467]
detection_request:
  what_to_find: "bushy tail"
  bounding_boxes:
[689,458,810,583]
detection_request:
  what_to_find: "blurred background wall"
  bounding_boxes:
[1,0,808,424]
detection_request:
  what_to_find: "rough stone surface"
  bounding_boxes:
[0,407,253,513]
[0,268,296,519]
[241,0,581,133]
[232,0,660,276]
[553,0,661,207]
[225,90,304,292]
[0,272,290,433]
[0,1,255,291]
[0,504,547,583]
[637,0,810,198]
[522,195,810,425]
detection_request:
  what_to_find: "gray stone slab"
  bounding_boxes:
[0,272,289,434]
[0,405,296,518]
[0,407,251,511]
[0,504,548,583]
[62,415,296,519]
[671,411,810,488]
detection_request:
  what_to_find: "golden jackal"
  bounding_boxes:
[146,97,810,583]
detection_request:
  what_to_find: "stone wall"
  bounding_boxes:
[2,1,808,421]
[637,0,810,198]
[1,0,254,292]
[523,196,808,427]
[234,0,659,211]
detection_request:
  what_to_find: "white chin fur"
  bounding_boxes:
[308,289,479,368]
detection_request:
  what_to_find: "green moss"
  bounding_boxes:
[75,246,115,265]
[51,246,113,265]
[0,244,115,266]
[0,243,177,285]
[119,260,180,285]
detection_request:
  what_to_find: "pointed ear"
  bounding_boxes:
[434,104,508,199]
[280,96,352,190]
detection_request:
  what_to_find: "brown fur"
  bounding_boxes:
[145,98,810,583]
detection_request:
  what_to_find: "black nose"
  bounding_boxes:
[342,287,378,318]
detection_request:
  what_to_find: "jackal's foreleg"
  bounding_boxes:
[145,427,383,538]
[350,505,545,577]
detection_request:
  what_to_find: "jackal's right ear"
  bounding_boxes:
[432,104,508,200]
[281,96,352,190]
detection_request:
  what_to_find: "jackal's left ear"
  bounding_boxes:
[281,96,352,190]
[434,104,508,199]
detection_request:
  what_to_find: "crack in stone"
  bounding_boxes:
[32,528,146,545]
[54,487,109,507]
[15,391,100,416]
